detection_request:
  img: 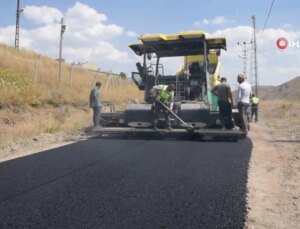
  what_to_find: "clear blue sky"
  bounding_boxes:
[0,0,299,86]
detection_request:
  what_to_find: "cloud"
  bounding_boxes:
[210,26,300,86]
[31,24,61,45]
[157,26,300,86]
[0,26,15,45]
[63,41,130,63]
[92,41,129,61]
[65,2,123,40]
[23,5,63,24]
[127,31,138,37]
[194,16,235,27]
[0,2,131,72]
[210,16,226,25]
[66,2,107,24]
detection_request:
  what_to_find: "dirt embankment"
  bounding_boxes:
[246,103,300,228]
[0,103,130,162]
[0,106,93,162]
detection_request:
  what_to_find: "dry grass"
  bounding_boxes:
[103,84,143,107]
[261,100,300,123]
[0,106,91,148]
[0,44,143,107]
[0,44,143,149]
[260,100,300,139]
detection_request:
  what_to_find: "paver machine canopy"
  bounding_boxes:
[129,31,227,107]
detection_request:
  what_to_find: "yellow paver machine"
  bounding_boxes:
[98,31,246,140]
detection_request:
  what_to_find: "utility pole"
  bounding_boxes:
[252,15,258,96]
[237,41,250,77]
[15,0,23,49]
[69,62,75,88]
[58,17,66,85]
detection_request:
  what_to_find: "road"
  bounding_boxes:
[0,135,252,228]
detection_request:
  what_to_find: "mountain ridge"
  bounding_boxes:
[256,76,300,100]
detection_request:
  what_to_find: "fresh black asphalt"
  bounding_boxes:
[0,136,252,228]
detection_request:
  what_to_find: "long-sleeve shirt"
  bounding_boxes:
[237,81,252,104]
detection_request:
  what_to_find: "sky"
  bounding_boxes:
[0,0,299,86]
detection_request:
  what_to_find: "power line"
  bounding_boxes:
[258,0,275,44]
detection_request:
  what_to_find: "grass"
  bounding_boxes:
[0,71,38,107]
[0,106,91,148]
[261,100,300,122]
[260,100,300,139]
[0,44,143,149]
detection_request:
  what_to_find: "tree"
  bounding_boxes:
[119,72,127,79]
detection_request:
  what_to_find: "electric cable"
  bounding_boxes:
[258,0,275,44]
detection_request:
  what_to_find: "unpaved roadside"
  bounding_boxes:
[246,118,300,228]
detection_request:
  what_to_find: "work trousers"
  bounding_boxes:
[238,102,250,130]
[218,101,234,129]
[92,106,102,127]
[251,106,258,122]
[153,101,171,127]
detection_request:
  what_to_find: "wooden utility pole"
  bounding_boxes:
[58,17,66,85]
[69,62,75,87]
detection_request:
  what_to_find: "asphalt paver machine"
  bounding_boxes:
[98,31,246,140]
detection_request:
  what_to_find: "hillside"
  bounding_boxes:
[0,44,143,149]
[257,76,300,100]
[0,44,142,107]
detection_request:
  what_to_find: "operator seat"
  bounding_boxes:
[189,62,201,75]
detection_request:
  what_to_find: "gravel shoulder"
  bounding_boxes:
[246,117,300,228]
[0,128,96,163]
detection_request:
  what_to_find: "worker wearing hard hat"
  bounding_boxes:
[151,84,175,130]
[250,94,260,122]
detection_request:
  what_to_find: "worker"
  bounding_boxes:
[236,74,252,131]
[250,94,260,122]
[211,77,234,129]
[151,84,175,130]
[89,81,102,127]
